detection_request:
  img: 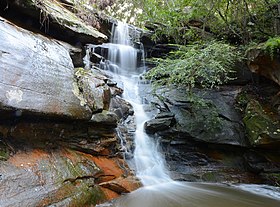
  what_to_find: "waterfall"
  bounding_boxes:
[102,21,171,186]
[93,21,280,207]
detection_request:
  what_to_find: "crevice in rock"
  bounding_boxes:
[63,175,96,183]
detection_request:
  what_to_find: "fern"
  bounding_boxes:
[263,36,280,58]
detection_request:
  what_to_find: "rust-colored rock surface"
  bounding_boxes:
[0,125,140,207]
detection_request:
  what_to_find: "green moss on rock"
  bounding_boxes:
[243,99,280,146]
[0,141,10,160]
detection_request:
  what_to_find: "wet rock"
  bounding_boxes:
[0,0,107,45]
[0,122,139,207]
[0,149,106,207]
[153,87,247,146]
[243,151,279,174]
[154,111,174,118]
[0,17,92,120]
[110,96,133,121]
[164,141,265,184]
[74,67,111,113]
[144,116,175,134]
[90,111,119,127]
[243,99,280,147]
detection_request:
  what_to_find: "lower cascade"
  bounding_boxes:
[94,22,280,207]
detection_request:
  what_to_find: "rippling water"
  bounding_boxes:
[104,182,280,207]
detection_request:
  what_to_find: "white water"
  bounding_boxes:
[95,21,280,206]
[104,22,171,186]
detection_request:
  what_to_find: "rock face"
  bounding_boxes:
[145,87,246,146]
[0,0,108,45]
[247,48,280,86]
[0,17,92,120]
[0,17,140,207]
[243,99,280,147]
[0,134,141,207]
[140,81,280,185]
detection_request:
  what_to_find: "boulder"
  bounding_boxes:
[155,87,247,146]
[0,17,92,120]
[74,67,111,113]
[144,112,175,134]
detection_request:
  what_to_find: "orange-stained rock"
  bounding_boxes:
[8,149,49,167]
[1,143,140,207]
[99,176,142,194]
[100,187,120,200]
[92,157,125,179]
[112,176,142,192]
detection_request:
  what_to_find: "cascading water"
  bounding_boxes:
[102,21,172,186]
[95,21,280,207]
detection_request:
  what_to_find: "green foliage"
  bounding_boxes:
[102,0,279,44]
[262,36,280,58]
[145,41,242,91]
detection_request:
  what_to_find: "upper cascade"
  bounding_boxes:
[92,21,172,186]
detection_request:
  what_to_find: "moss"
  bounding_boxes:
[236,91,251,112]
[0,142,10,160]
[84,185,107,205]
[201,172,221,182]
[65,181,106,206]
[75,67,90,78]
[243,100,280,146]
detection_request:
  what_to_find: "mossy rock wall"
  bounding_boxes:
[243,99,280,147]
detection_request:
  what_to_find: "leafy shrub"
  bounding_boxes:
[262,36,280,58]
[145,40,243,91]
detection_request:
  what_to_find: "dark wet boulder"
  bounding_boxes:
[144,112,176,134]
[243,151,280,174]
[154,87,247,146]
[110,96,133,121]
[91,111,119,127]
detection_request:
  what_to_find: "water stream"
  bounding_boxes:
[96,22,280,207]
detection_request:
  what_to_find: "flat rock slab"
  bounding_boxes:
[0,17,92,120]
